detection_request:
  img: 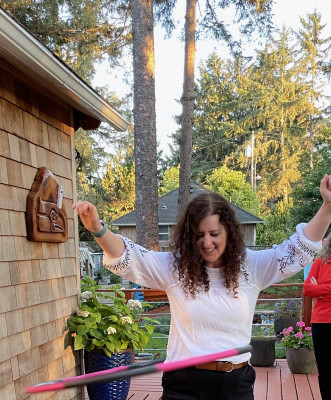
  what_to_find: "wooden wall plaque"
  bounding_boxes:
[26,167,68,242]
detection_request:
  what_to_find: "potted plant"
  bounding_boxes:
[100,267,111,285]
[273,299,301,335]
[94,269,103,284]
[66,276,157,400]
[281,321,315,374]
[250,314,276,367]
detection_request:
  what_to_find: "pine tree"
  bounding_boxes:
[2,0,132,82]
[295,11,331,168]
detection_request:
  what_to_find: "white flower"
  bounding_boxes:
[81,291,93,300]
[107,326,117,335]
[127,299,142,310]
[77,310,90,317]
[120,316,133,324]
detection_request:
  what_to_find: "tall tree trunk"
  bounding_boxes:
[280,126,288,204]
[177,0,197,215]
[132,0,158,250]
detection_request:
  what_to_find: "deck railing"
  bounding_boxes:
[96,283,310,359]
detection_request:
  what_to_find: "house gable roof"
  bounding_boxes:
[0,8,128,132]
[112,182,264,226]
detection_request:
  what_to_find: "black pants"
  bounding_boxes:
[312,323,331,400]
[161,364,256,400]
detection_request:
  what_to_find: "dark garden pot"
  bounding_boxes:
[274,317,300,336]
[250,338,276,367]
[286,347,315,374]
[84,349,133,400]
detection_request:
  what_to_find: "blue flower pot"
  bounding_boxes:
[84,349,133,400]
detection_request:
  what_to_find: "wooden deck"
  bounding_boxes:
[84,359,321,400]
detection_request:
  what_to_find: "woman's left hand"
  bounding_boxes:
[320,174,331,204]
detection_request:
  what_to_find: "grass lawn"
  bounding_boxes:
[139,332,168,359]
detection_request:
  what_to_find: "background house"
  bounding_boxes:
[112,181,264,251]
[0,8,127,400]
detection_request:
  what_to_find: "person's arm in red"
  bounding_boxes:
[303,258,331,297]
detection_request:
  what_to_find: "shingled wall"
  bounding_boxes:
[0,58,82,400]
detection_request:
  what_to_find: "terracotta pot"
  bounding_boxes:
[286,347,315,374]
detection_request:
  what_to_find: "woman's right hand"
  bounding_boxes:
[72,200,102,233]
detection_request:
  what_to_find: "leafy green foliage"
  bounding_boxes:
[291,131,331,230]
[101,149,135,223]
[274,299,302,319]
[158,165,180,196]
[66,276,158,357]
[261,271,304,296]
[252,314,275,339]
[256,200,293,245]
[205,165,260,215]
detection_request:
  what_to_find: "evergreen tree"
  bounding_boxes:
[224,28,313,209]
[2,0,132,82]
[176,0,274,212]
[191,53,248,181]
[291,124,331,229]
[295,11,331,168]
[101,149,135,222]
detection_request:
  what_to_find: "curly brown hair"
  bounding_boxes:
[171,192,246,298]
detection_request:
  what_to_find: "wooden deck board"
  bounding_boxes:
[278,360,298,400]
[84,361,321,400]
[307,372,322,400]
[266,366,282,400]
[254,368,268,400]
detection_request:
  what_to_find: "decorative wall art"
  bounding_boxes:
[26,167,68,242]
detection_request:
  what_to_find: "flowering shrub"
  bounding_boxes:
[274,299,301,319]
[281,321,313,350]
[66,275,157,357]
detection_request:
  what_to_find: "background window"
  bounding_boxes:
[159,225,169,241]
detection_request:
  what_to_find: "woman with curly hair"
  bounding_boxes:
[303,233,331,400]
[73,174,331,400]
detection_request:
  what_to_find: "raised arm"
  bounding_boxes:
[73,200,125,258]
[303,174,331,242]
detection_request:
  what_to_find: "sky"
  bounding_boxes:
[93,0,331,157]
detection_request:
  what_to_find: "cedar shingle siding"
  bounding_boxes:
[0,59,82,400]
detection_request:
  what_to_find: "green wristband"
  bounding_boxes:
[91,220,107,238]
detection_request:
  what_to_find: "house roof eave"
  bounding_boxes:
[0,8,128,132]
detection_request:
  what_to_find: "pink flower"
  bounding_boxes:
[282,327,291,336]
[296,321,305,328]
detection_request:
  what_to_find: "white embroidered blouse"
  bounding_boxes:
[103,223,320,364]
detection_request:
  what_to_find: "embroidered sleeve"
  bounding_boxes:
[245,223,322,290]
[102,236,174,290]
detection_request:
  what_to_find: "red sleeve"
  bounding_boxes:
[303,258,331,298]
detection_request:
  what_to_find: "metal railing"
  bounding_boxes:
[96,283,306,359]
